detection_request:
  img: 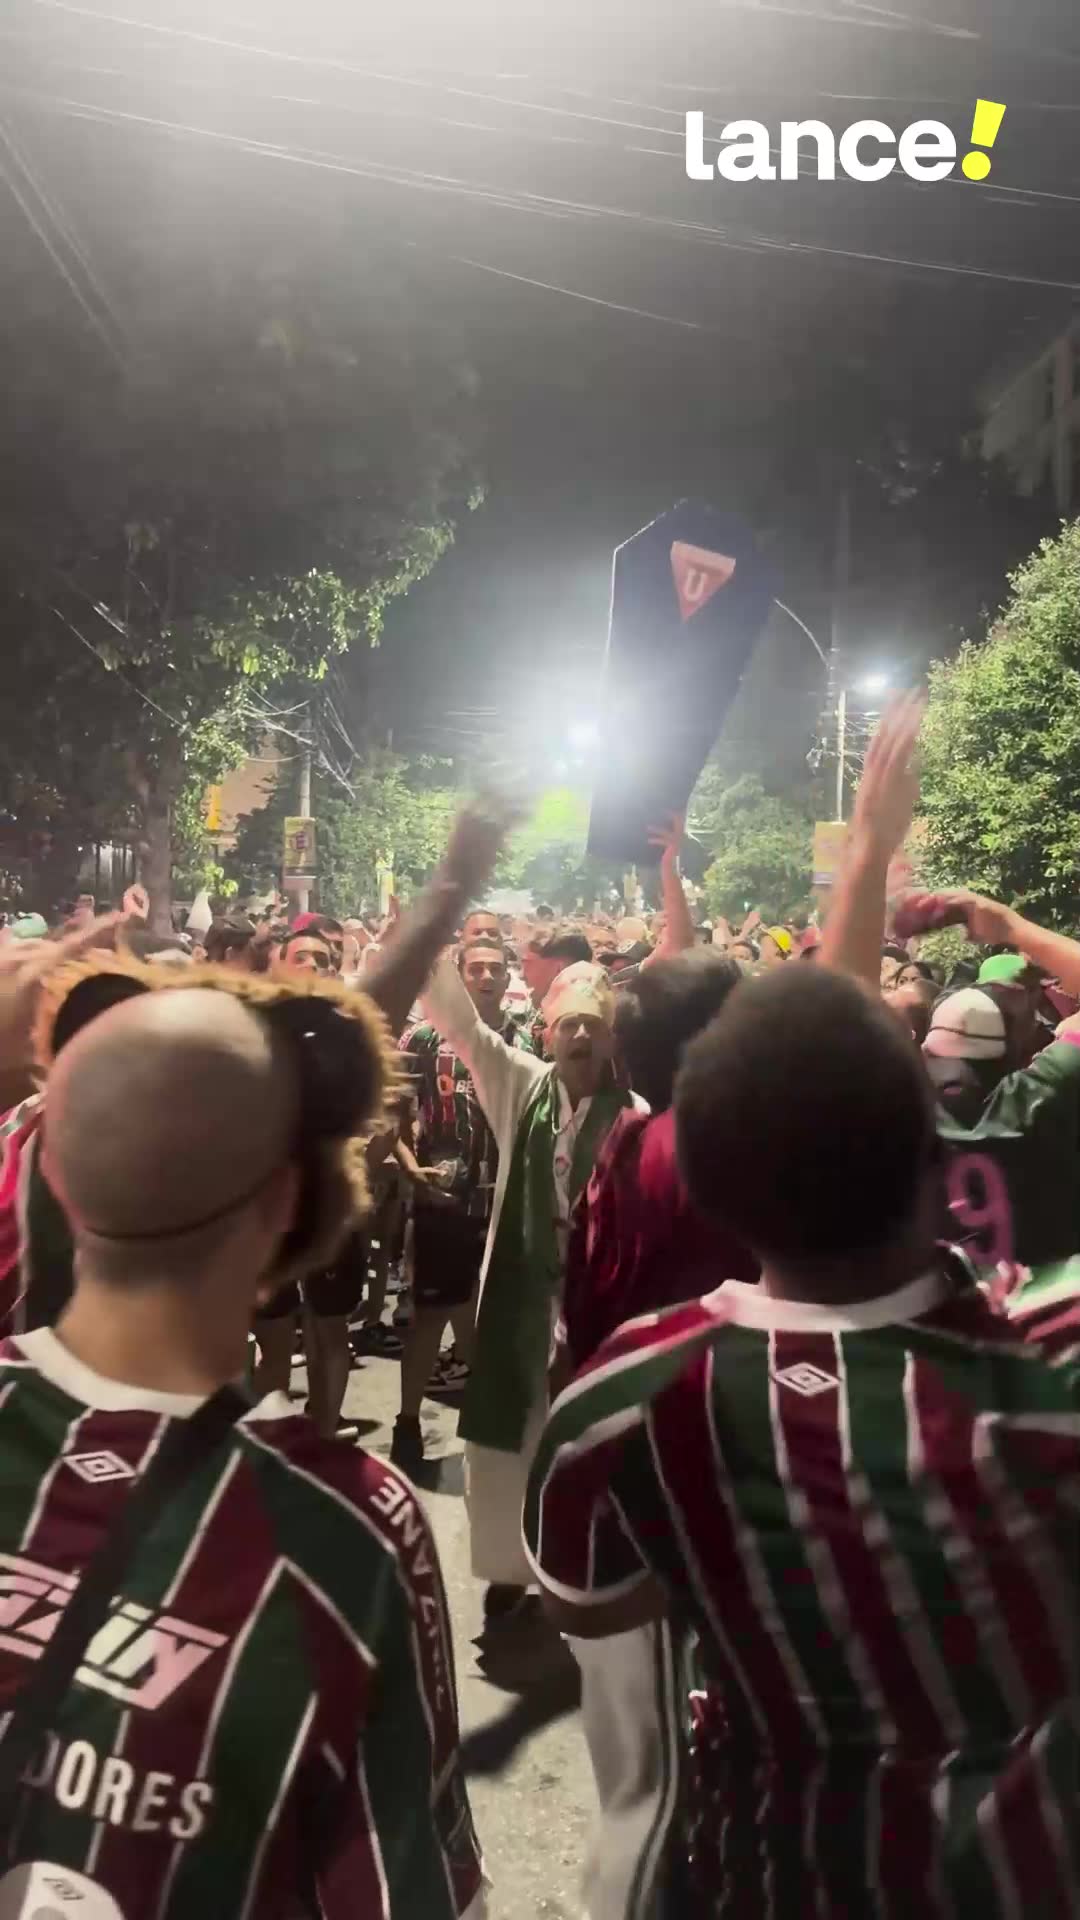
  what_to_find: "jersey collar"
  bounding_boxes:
[11,1326,292,1421]
[709,1268,950,1333]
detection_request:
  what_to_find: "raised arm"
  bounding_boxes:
[421,953,545,1147]
[820,692,924,990]
[644,815,694,964]
[363,802,511,1039]
[919,893,1080,999]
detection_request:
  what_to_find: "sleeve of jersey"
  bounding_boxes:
[560,1117,640,1374]
[523,1298,728,1607]
[1001,1036,1080,1123]
[318,1462,486,1920]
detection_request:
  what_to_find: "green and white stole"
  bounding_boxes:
[460,1071,629,1455]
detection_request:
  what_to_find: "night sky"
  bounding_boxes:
[5,0,1080,779]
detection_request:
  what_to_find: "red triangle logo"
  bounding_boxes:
[670,541,736,622]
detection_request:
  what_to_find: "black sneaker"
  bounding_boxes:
[390,1415,424,1476]
[482,1583,529,1626]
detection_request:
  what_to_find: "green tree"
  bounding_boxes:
[919,520,1080,925]
[691,768,813,924]
[0,208,479,929]
[495,789,623,911]
[226,752,457,915]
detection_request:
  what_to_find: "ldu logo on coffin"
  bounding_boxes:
[670,542,736,623]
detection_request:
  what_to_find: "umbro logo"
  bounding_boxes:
[66,1450,136,1485]
[773,1362,839,1397]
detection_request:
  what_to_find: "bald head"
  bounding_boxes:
[44,989,299,1271]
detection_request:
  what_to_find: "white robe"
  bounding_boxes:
[420,956,549,1584]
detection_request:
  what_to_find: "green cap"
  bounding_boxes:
[977,953,1029,986]
[9,913,48,941]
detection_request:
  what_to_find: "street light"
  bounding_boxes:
[859,671,891,697]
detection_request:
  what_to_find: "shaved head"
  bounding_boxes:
[44,989,299,1274]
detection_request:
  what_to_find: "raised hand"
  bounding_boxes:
[442,796,521,902]
[646,814,685,873]
[850,691,925,861]
[122,882,150,922]
[0,913,123,1074]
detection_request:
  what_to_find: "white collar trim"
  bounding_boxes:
[11,1327,290,1421]
[707,1269,949,1333]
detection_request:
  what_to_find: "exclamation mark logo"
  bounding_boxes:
[962,100,1006,181]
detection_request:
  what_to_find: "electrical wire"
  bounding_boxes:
[11,14,1080,240]
[12,79,1080,318]
[0,107,129,339]
[0,115,126,365]
[48,602,185,727]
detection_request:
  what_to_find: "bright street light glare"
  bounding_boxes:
[568,721,600,751]
[859,672,890,696]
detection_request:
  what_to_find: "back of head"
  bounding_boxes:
[923,982,1033,1082]
[204,916,256,966]
[676,967,935,1264]
[529,927,593,968]
[43,989,299,1281]
[615,950,742,1113]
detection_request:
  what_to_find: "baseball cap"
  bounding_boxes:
[977,953,1030,987]
[291,911,321,934]
[924,987,1007,1062]
[765,926,793,956]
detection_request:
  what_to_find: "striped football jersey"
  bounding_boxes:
[0,1328,484,1919]
[939,1036,1080,1271]
[524,1266,1080,1918]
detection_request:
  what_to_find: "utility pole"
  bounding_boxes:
[296,740,312,916]
[829,479,851,828]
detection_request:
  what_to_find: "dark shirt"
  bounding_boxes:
[560,1105,758,1371]
[399,1017,532,1222]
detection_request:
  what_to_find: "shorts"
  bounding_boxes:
[412,1203,488,1311]
[255,1231,369,1323]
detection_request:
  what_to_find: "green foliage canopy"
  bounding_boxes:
[691,767,814,924]
[919,520,1080,926]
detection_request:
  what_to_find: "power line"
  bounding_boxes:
[0,108,129,336]
[47,602,185,726]
[31,82,1080,298]
[0,111,126,365]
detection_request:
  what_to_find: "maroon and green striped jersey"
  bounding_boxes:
[524,1266,1080,1918]
[0,1328,485,1919]
[938,1034,1080,1271]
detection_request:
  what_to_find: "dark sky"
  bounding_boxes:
[5,0,1080,777]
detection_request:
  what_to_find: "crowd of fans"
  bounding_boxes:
[2,698,1080,1916]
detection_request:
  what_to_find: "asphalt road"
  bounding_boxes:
[311,1342,594,1920]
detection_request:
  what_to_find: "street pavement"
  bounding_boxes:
[300,1342,594,1920]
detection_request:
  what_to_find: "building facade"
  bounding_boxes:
[980,319,1080,514]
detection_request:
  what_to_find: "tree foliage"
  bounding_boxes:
[494,790,624,912]
[919,520,1080,926]
[226,753,458,916]
[691,766,813,923]
[0,206,480,925]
